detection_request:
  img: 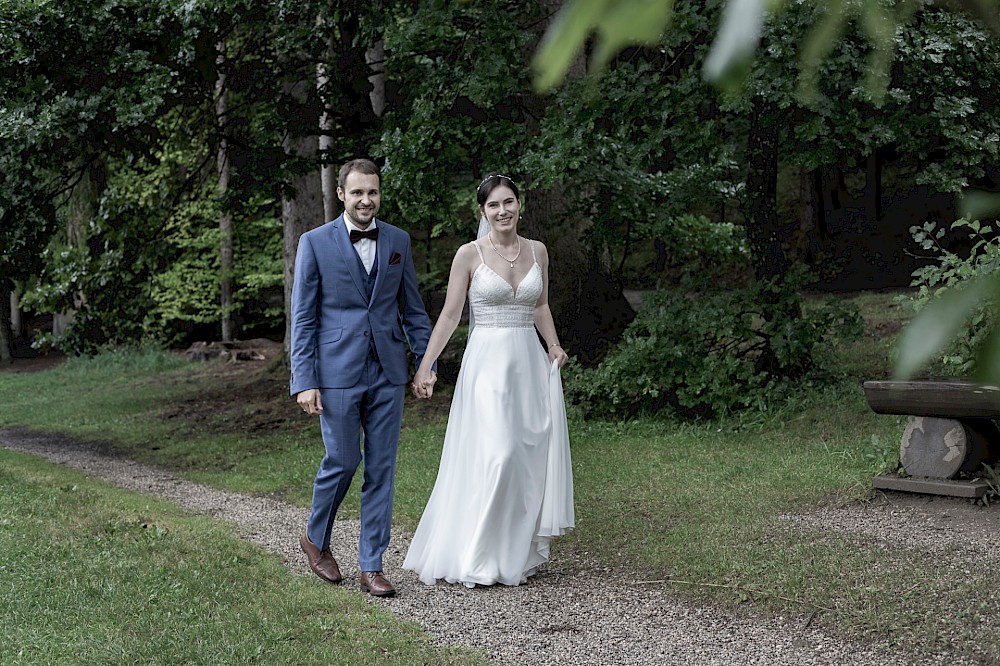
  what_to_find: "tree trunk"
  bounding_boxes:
[800,167,827,275]
[317,29,383,223]
[10,290,21,342]
[744,97,788,283]
[900,416,998,479]
[799,168,817,240]
[0,282,12,364]
[318,31,338,223]
[54,163,99,337]
[866,150,883,222]
[281,77,324,358]
[810,168,827,239]
[217,42,234,343]
[822,164,847,214]
[366,40,385,118]
[282,169,323,358]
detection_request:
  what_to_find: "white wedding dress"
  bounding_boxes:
[403,240,575,587]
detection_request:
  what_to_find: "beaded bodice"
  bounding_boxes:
[469,241,541,329]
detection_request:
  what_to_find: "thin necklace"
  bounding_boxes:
[488,232,521,268]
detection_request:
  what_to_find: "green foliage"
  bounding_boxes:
[533,0,999,102]
[0,0,321,354]
[145,204,283,346]
[378,0,735,288]
[147,206,226,343]
[888,9,1000,192]
[653,213,749,269]
[982,463,1000,505]
[900,218,1000,376]
[232,214,284,330]
[0,163,56,288]
[1,2,198,351]
[19,102,284,353]
[57,347,187,377]
[567,276,863,418]
[522,14,745,276]
[5,0,1000,360]
[377,0,538,237]
[19,138,186,353]
[739,1,1000,195]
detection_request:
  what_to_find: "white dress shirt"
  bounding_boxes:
[345,218,377,274]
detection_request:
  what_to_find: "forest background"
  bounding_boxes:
[2,0,1000,417]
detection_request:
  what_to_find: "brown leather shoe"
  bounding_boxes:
[300,533,343,584]
[359,570,396,597]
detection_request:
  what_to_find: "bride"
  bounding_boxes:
[404,174,575,587]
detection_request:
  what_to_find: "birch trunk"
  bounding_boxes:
[217,42,234,342]
[318,32,337,223]
[0,285,11,364]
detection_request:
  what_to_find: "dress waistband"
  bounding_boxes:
[471,304,535,329]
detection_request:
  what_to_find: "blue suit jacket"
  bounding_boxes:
[289,215,432,394]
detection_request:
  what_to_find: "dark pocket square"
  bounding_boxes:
[389,251,402,266]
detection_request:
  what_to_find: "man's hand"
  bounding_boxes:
[411,369,437,399]
[297,389,323,415]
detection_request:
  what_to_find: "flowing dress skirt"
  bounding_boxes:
[403,325,574,587]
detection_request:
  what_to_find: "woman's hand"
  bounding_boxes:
[548,344,569,368]
[412,368,437,399]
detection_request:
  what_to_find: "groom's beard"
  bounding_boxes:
[346,208,376,229]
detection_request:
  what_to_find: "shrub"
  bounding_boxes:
[903,218,1000,375]
[652,213,749,268]
[565,274,863,419]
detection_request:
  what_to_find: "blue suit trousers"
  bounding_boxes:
[306,354,405,572]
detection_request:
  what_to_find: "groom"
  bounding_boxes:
[290,158,433,597]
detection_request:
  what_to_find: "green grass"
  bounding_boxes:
[2,293,998,663]
[0,449,485,666]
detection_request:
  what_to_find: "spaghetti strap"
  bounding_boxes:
[529,239,537,263]
[472,241,485,264]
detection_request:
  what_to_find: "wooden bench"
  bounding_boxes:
[862,380,1000,498]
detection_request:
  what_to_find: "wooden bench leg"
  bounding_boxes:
[900,416,999,478]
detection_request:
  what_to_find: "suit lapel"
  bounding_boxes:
[372,222,390,300]
[331,216,367,300]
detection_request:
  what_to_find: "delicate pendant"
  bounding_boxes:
[488,232,521,268]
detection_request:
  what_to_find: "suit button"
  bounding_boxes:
[364,331,370,337]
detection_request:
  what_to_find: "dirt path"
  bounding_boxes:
[3,427,993,666]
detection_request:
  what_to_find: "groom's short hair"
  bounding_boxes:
[339,159,381,189]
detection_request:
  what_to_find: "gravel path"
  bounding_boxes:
[1,427,991,666]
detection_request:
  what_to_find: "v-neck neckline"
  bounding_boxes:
[476,261,538,300]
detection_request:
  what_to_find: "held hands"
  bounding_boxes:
[411,369,437,399]
[297,388,323,416]
[548,344,569,368]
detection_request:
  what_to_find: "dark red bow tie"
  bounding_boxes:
[350,227,379,243]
